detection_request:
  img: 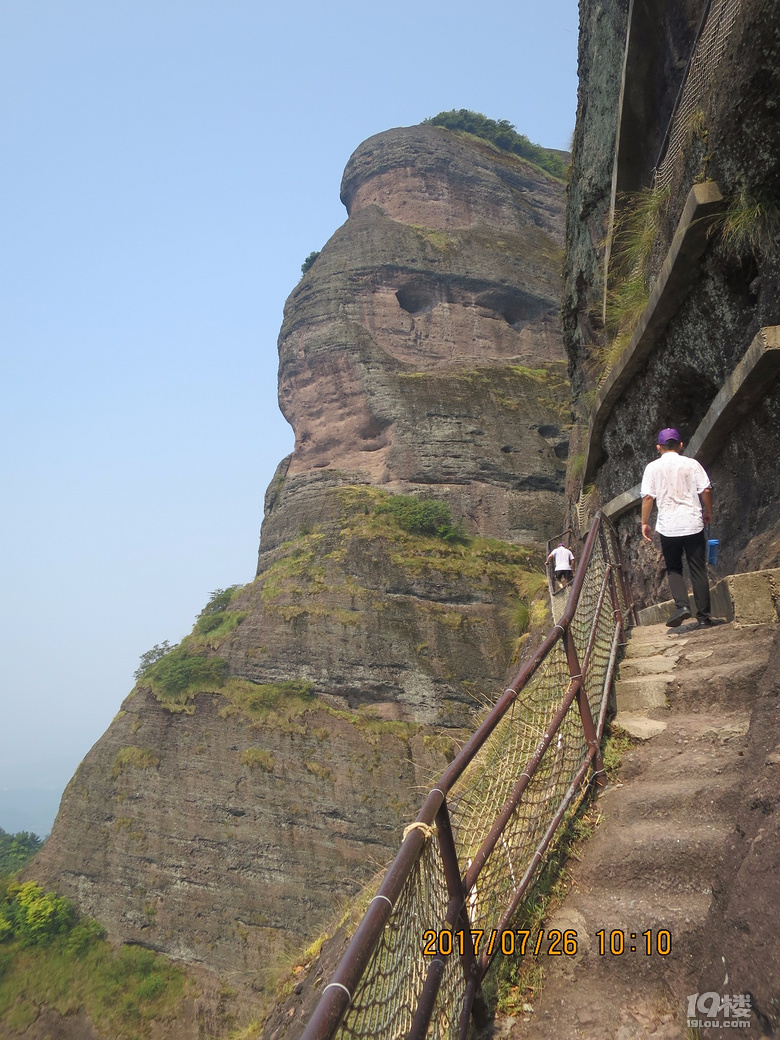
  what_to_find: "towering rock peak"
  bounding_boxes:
[268,125,569,550]
[26,123,572,1033]
[340,125,565,238]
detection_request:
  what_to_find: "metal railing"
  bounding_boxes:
[301,513,633,1040]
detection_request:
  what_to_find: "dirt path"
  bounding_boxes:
[498,620,776,1040]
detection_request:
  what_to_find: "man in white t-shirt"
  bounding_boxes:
[640,427,714,628]
[546,543,575,590]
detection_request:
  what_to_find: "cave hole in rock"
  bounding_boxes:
[475,288,545,330]
[720,253,760,299]
[396,282,447,315]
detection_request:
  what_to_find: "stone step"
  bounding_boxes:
[665,656,770,711]
[580,820,730,890]
[614,674,675,712]
[612,712,667,740]
[636,566,780,626]
[606,762,749,820]
[621,639,687,660]
[557,887,713,936]
[618,654,681,678]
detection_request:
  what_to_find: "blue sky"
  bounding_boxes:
[0,0,579,837]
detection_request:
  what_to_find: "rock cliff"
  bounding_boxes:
[564,0,780,597]
[266,125,569,551]
[562,0,780,1030]
[25,124,570,1030]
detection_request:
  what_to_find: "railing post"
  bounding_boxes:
[433,805,490,1038]
[599,525,625,636]
[407,800,488,1040]
[603,518,636,628]
[563,627,606,786]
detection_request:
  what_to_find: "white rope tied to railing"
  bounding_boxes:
[402,821,436,842]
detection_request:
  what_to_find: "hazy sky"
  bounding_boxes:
[0,0,579,836]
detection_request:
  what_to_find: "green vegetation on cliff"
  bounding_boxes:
[259,487,549,665]
[0,881,186,1037]
[131,488,549,720]
[132,585,247,708]
[141,648,229,703]
[600,185,669,375]
[380,494,467,542]
[716,186,780,258]
[424,109,568,180]
[300,250,320,275]
[0,830,43,876]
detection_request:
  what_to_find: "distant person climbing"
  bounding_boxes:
[640,427,719,628]
[546,543,575,590]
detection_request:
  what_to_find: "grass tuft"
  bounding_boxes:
[240,749,275,772]
[597,186,670,378]
[601,724,634,782]
[111,747,160,780]
[716,186,780,257]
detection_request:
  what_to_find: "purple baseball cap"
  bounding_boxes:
[657,427,681,445]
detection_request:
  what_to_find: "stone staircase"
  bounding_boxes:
[503,606,777,1040]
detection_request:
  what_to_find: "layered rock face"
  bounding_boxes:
[30,125,569,1011]
[265,125,569,550]
[564,1,780,1030]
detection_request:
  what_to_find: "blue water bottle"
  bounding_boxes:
[707,526,719,566]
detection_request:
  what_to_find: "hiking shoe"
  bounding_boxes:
[666,606,691,627]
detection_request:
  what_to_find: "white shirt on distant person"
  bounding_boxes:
[550,545,574,572]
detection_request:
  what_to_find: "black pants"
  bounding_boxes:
[659,530,711,621]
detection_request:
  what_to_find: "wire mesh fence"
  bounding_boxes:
[337,837,464,1040]
[302,514,632,1040]
[654,0,742,193]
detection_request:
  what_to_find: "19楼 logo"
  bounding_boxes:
[687,991,752,1028]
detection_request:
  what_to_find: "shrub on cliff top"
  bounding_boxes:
[133,640,174,681]
[134,587,245,684]
[197,586,241,620]
[301,250,320,275]
[424,110,568,180]
[194,585,246,638]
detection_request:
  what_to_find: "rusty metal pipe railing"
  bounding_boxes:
[476,744,598,976]
[463,675,582,892]
[406,802,474,1040]
[300,787,446,1040]
[300,512,630,1040]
